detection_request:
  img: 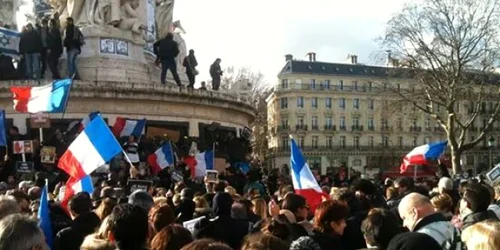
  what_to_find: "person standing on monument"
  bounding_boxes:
[183,49,198,89]
[210,58,223,91]
[38,19,50,79]
[47,19,63,79]
[154,32,182,87]
[19,23,43,80]
[63,17,84,79]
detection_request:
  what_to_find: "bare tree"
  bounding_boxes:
[382,0,500,174]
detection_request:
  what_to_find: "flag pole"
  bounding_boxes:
[414,165,418,181]
[61,76,75,120]
[169,141,174,166]
[212,142,216,170]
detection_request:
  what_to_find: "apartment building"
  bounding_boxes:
[266,53,500,174]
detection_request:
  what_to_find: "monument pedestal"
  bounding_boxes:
[59,25,188,84]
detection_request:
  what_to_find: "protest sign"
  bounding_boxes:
[16,161,34,174]
[171,170,184,183]
[13,141,33,154]
[183,216,205,233]
[126,180,153,194]
[40,146,56,164]
[487,164,500,185]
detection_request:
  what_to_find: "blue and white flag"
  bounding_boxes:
[0,27,20,57]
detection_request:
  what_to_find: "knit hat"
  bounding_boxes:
[387,232,441,250]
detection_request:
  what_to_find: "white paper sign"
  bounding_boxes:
[182,216,205,233]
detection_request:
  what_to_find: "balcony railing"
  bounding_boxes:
[324,125,336,131]
[409,126,422,132]
[275,83,384,92]
[311,125,319,130]
[269,145,415,153]
[296,124,308,131]
[352,125,364,131]
[339,126,347,131]
[367,126,375,131]
[277,125,290,132]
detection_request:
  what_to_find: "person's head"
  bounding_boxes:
[430,193,453,214]
[215,58,221,64]
[81,233,115,250]
[174,182,187,194]
[193,196,209,209]
[252,198,267,219]
[180,188,194,200]
[189,49,194,55]
[438,177,454,194]
[386,187,398,200]
[26,23,33,31]
[313,200,349,236]
[95,198,116,220]
[150,224,193,250]
[165,32,173,40]
[128,190,154,213]
[354,179,377,197]
[231,202,247,219]
[18,181,34,192]
[361,208,404,249]
[460,183,491,217]
[224,186,236,196]
[0,214,48,250]
[148,203,175,233]
[213,192,233,216]
[108,204,149,250]
[398,192,435,231]
[281,193,308,221]
[7,190,31,214]
[241,233,289,250]
[41,19,48,27]
[386,232,442,250]
[180,239,233,250]
[66,17,74,26]
[214,181,227,193]
[68,192,93,219]
[201,81,206,87]
[27,186,41,201]
[49,19,57,28]
[128,135,135,143]
[394,177,414,195]
[462,220,500,250]
[0,195,21,220]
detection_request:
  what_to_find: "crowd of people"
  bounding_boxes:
[0,17,224,91]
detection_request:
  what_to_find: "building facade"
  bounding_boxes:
[266,54,500,175]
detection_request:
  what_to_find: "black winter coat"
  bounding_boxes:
[19,30,43,54]
[53,212,101,250]
[48,28,63,55]
[154,38,179,60]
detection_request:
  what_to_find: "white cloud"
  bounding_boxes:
[174,0,405,87]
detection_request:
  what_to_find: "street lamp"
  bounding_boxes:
[488,136,495,170]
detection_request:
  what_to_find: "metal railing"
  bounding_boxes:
[275,83,384,92]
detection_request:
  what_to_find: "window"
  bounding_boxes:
[353,99,360,109]
[311,97,318,108]
[298,136,304,147]
[353,81,358,91]
[353,136,360,148]
[280,118,288,127]
[312,116,318,129]
[398,136,403,147]
[354,159,362,166]
[353,116,360,127]
[437,104,441,112]
[413,137,418,146]
[326,98,332,109]
[339,98,346,109]
[340,136,346,148]
[280,98,288,109]
[326,116,333,127]
[324,80,331,90]
[381,119,388,129]
[281,79,288,89]
[312,136,319,149]
[339,80,344,90]
[397,118,403,129]
[311,79,316,89]
[368,99,374,110]
[466,155,475,166]
[340,116,346,129]
[281,138,289,149]
[425,118,430,129]
[383,136,389,146]
[326,136,333,148]
[369,136,374,147]
[297,116,304,126]
[367,82,373,92]
[297,97,304,108]
[397,84,401,92]
[412,119,418,127]
[368,117,374,130]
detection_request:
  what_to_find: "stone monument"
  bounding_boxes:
[0,0,18,27]
[49,0,188,83]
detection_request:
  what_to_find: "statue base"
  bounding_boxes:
[59,25,188,84]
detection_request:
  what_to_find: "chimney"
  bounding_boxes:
[348,54,358,64]
[307,52,316,62]
[285,54,293,62]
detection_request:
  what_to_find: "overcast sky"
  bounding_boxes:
[175,0,406,86]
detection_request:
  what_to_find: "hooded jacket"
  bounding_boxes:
[193,193,250,249]
[53,212,101,250]
[413,213,462,250]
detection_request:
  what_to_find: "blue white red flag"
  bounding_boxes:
[147,142,175,175]
[11,79,72,113]
[290,138,328,212]
[112,117,146,138]
[400,141,448,173]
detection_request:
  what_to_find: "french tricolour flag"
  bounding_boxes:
[400,141,448,173]
[147,142,175,175]
[58,115,122,180]
[61,175,94,210]
[185,150,214,178]
[11,79,72,113]
[290,138,328,212]
[112,117,146,138]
